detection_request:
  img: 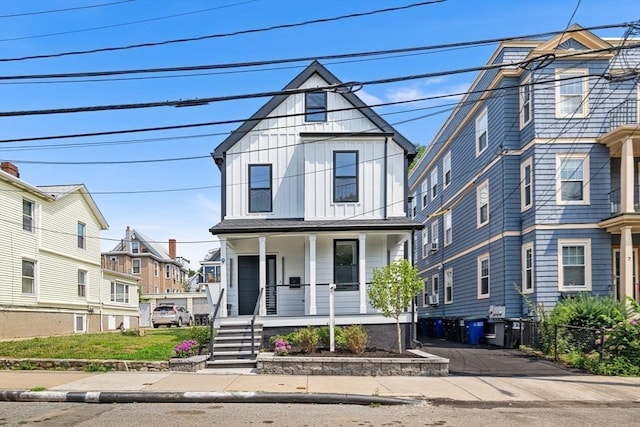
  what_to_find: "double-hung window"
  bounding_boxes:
[77,222,86,249]
[431,221,439,252]
[154,261,159,277]
[478,254,490,298]
[521,158,533,211]
[477,180,489,227]
[421,180,429,209]
[444,268,453,304]
[334,151,358,203]
[519,76,532,127]
[431,167,438,200]
[475,108,488,156]
[423,279,429,306]
[334,240,358,291]
[443,152,451,188]
[558,154,589,204]
[444,211,452,246]
[248,164,272,213]
[556,69,588,118]
[22,259,35,294]
[558,239,591,291]
[131,241,139,254]
[132,258,141,274]
[23,199,34,232]
[78,270,86,298]
[522,243,534,294]
[305,92,327,122]
[110,281,130,303]
[422,229,429,258]
[432,274,439,296]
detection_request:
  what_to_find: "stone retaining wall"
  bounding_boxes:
[256,350,449,376]
[0,358,169,372]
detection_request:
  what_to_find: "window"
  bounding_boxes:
[421,180,429,208]
[477,180,489,227]
[432,274,440,296]
[305,92,327,122]
[74,314,86,333]
[443,152,452,188]
[411,193,417,218]
[478,254,490,298]
[22,199,34,232]
[558,239,591,291]
[22,259,35,294]
[131,241,139,254]
[205,265,221,283]
[444,268,453,304]
[334,240,358,291]
[431,167,438,200]
[422,229,429,258]
[556,69,588,118]
[519,77,532,127]
[423,279,429,306]
[78,270,86,297]
[111,281,130,303]
[558,154,589,204]
[334,151,358,203]
[475,108,488,156]
[77,222,86,249]
[431,221,438,251]
[154,261,159,277]
[522,243,534,294]
[248,164,272,213]
[521,158,533,211]
[132,258,141,274]
[444,211,452,246]
[165,264,170,278]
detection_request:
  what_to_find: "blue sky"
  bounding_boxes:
[0,0,637,267]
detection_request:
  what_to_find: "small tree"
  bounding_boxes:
[368,259,423,353]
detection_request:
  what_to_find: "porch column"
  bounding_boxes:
[309,234,317,315]
[359,233,367,314]
[620,136,634,213]
[259,236,266,316]
[620,226,634,304]
[219,238,228,317]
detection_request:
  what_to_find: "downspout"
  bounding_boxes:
[221,153,227,218]
[100,269,103,332]
[383,137,388,219]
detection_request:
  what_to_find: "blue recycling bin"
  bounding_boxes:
[465,319,486,345]
[434,318,444,338]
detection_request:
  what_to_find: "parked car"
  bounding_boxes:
[152,305,193,328]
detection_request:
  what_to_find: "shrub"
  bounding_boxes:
[343,325,368,354]
[295,327,319,353]
[174,340,197,358]
[317,325,346,349]
[84,362,110,372]
[273,338,291,356]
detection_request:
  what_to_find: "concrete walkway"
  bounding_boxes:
[1,369,639,405]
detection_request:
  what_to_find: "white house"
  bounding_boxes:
[0,162,139,339]
[209,61,422,347]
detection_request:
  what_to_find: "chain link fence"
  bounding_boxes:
[518,319,606,361]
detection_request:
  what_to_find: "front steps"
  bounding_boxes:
[206,321,263,370]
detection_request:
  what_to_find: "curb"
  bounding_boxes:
[0,390,419,406]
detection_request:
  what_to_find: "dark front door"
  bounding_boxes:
[238,256,259,315]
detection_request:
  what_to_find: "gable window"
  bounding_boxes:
[422,229,429,258]
[132,258,141,274]
[521,158,533,211]
[131,241,139,254]
[475,108,488,156]
[519,77,532,127]
[558,239,591,291]
[522,242,534,294]
[444,268,453,304]
[558,154,589,204]
[248,164,272,213]
[23,199,34,232]
[334,240,358,291]
[22,259,35,294]
[431,167,439,200]
[444,210,452,246]
[556,69,588,118]
[334,151,358,203]
[305,92,327,122]
[111,281,130,303]
[478,254,490,298]
[78,270,87,298]
[443,151,452,188]
[477,180,489,227]
[431,221,439,252]
[77,222,86,249]
[421,180,429,209]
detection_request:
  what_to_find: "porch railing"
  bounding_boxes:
[208,288,225,361]
[608,186,640,215]
[251,287,264,357]
[606,99,638,132]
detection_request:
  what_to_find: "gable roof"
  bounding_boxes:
[211,60,415,166]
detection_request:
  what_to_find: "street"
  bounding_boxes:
[1,402,639,426]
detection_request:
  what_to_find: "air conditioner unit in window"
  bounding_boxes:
[428,294,439,305]
[431,242,438,252]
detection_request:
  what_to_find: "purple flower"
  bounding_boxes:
[174,339,197,357]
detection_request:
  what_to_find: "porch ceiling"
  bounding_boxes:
[598,126,640,157]
[599,213,640,233]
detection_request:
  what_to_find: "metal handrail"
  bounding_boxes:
[251,287,264,357]
[208,288,225,361]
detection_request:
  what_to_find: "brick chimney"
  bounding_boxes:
[168,239,176,259]
[1,161,19,178]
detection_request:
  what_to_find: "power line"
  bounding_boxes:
[0,0,134,18]
[0,0,446,62]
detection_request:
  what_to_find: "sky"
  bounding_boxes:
[0,0,638,269]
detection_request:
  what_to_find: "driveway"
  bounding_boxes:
[418,336,579,376]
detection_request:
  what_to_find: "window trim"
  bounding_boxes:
[305,91,327,122]
[444,268,453,304]
[333,151,359,203]
[443,151,452,188]
[558,238,591,291]
[248,164,273,213]
[421,180,429,209]
[555,68,589,119]
[131,241,139,254]
[432,274,440,296]
[77,222,86,249]
[333,239,359,291]
[519,76,532,128]
[477,180,489,228]
[521,157,533,211]
[22,198,34,233]
[431,221,439,252]
[132,258,141,275]
[422,279,429,307]
[477,253,490,299]
[154,261,159,277]
[475,108,488,156]
[430,167,439,201]
[522,242,534,294]
[78,269,87,298]
[443,210,452,247]
[556,154,589,205]
[74,314,87,333]
[110,281,130,304]
[422,229,429,259]
[22,258,36,295]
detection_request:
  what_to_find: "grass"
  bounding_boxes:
[0,328,193,361]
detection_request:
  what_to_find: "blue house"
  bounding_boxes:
[409,25,639,346]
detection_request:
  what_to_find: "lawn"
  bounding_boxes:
[0,328,196,361]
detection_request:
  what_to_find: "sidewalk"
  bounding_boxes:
[1,369,639,405]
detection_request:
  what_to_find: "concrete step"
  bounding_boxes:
[211,350,257,360]
[205,358,257,370]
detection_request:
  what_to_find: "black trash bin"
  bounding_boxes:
[504,319,522,349]
[418,317,428,337]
